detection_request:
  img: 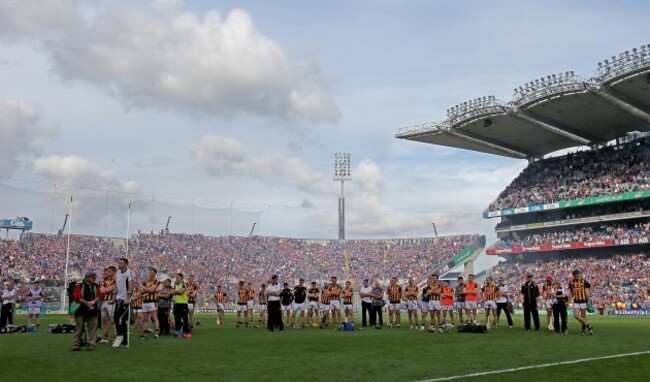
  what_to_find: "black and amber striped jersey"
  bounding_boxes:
[405,285,418,300]
[247,287,255,302]
[258,290,267,304]
[329,283,341,300]
[321,288,331,305]
[187,282,199,303]
[388,284,402,303]
[482,283,499,301]
[237,287,249,305]
[428,282,442,301]
[142,279,160,302]
[542,283,554,299]
[214,291,228,304]
[100,277,116,302]
[131,291,143,309]
[343,287,354,304]
[569,278,591,303]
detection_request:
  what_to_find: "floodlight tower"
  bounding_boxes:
[333,153,351,240]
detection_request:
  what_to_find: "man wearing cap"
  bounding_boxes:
[520,273,540,331]
[72,272,102,351]
[541,276,555,331]
[265,275,283,332]
[1,281,17,329]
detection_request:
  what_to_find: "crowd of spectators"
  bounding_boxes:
[1,232,480,302]
[493,221,650,249]
[489,253,650,309]
[488,137,650,212]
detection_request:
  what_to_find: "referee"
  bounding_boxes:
[265,275,283,332]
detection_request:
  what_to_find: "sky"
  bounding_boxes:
[1,0,649,271]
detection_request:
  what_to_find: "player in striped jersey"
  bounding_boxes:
[186,275,199,329]
[247,282,255,326]
[320,282,331,328]
[98,266,116,344]
[342,281,354,325]
[387,277,402,329]
[481,276,499,329]
[131,282,144,334]
[307,282,320,325]
[257,284,267,328]
[140,268,161,339]
[541,276,555,331]
[405,278,419,330]
[569,269,593,335]
[427,274,443,331]
[214,285,228,325]
[235,280,249,328]
[329,277,342,327]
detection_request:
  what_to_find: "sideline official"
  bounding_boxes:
[520,274,540,331]
[265,275,283,332]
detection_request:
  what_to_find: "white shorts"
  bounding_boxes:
[420,301,430,312]
[545,299,553,309]
[483,301,497,310]
[216,303,225,311]
[321,304,331,312]
[573,302,587,310]
[134,308,143,314]
[428,300,442,311]
[344,304,353,312]
[247,301,254,310]
[101,301,115,317]
[236,304,248,312]
[330,300,341,311]
[388,303,401,311]
[281,304,292,312]
[142,302,157,313]
[442,304,454,311]
[293,303,305,312]
[454,302,465,310]
[28,307,41,315]
[258,304,267,313]
[465,301,478,310]
[188,303,195,310]
[307,301,319,311]
[406,300,418,311]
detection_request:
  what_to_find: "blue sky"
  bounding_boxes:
[0,0,648,258]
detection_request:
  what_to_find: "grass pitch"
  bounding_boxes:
[1,314,649,382]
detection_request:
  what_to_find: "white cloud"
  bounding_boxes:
[0,0,339,123]
[190,134,323,193]
[0,100,57,175]
[31,155,140,224]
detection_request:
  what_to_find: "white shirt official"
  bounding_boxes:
[266,283,281,302]
[360,286,373,304]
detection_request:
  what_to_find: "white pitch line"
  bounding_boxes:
[415,350,650,382]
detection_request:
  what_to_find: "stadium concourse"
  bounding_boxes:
[397,44,650,316]
[0,232,482,306]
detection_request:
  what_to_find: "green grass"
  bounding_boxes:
[1,314,649,382]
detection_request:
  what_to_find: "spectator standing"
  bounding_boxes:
[370,281,384,328]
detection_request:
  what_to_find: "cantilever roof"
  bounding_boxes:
[396,45,650,159]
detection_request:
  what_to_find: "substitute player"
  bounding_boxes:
[542,276,555,331]
[214,285,228,325]
[405,278,419,330]
[342,280,354,325]
[455,276,466,325]
[140,268,160,339]
[569,269,594,335]
[131,282,144,334]
[257,284,267,328]
[387,277,402,329]
[428,274,443,332]
[99,267,116,343]
[481,276,498,329]
[440,280,455,327]
[280,282,294,324]
[235,280,249,328]
[186,275,199,329]
[26,280,45,329]
[307,281,320,325]
[464,274,480,324]
[291,279,307,328]
[329,277,342,327]
[320,282,331,328]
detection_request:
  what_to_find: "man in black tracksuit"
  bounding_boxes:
[520,274,540,331]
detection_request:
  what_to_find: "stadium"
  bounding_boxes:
[1,2,650,381]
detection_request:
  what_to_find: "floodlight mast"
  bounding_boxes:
[333,153,351,240]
